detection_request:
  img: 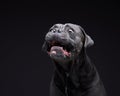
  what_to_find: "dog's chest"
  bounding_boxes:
[65,69,80,89]
[63,70,83,96]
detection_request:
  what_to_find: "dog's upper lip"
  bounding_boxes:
[47,40,69,52]
[48,40,66,47]
[45,36,75,54]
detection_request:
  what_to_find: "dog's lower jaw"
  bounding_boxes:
[49,49,77,72]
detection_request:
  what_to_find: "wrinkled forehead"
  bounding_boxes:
[50,24,64,31]
[50,23,82,34]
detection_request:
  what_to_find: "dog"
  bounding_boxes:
[42,23,106,96]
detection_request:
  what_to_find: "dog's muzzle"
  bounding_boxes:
[44,31,75,61]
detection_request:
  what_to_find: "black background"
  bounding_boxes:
[0,1,120,96]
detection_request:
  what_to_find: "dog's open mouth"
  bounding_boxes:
[47,41,74,57]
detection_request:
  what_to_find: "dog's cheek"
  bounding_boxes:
[69,32,76,40]
[45,31,55,41]
[75,37,83,52]
[77,42,83,53]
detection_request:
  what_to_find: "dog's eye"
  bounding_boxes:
[68,29,75,39]
[68,29,74,33]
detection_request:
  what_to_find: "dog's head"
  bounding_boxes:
[42,23,94,63]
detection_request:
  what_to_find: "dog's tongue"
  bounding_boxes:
[50,46,70,56]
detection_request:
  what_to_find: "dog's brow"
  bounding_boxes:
[65,24,71,28]
[49,25,58,31]
[65,25,75,32]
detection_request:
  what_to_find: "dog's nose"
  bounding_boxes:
[53,29,61,33]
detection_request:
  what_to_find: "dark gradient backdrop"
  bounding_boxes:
[0,1,120,96]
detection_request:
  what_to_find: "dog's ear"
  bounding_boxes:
[80,26,94,48]
[84,34,94,48]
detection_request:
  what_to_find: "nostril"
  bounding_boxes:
[52,29,56,33]
[52,29,61,33]
[58,30,61,33]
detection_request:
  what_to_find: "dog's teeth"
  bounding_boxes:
[51,51,56,54]
[60,47,63,50]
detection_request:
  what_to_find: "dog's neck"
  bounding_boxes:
[53,59,73,72]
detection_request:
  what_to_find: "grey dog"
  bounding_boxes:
[42,23,106,96]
